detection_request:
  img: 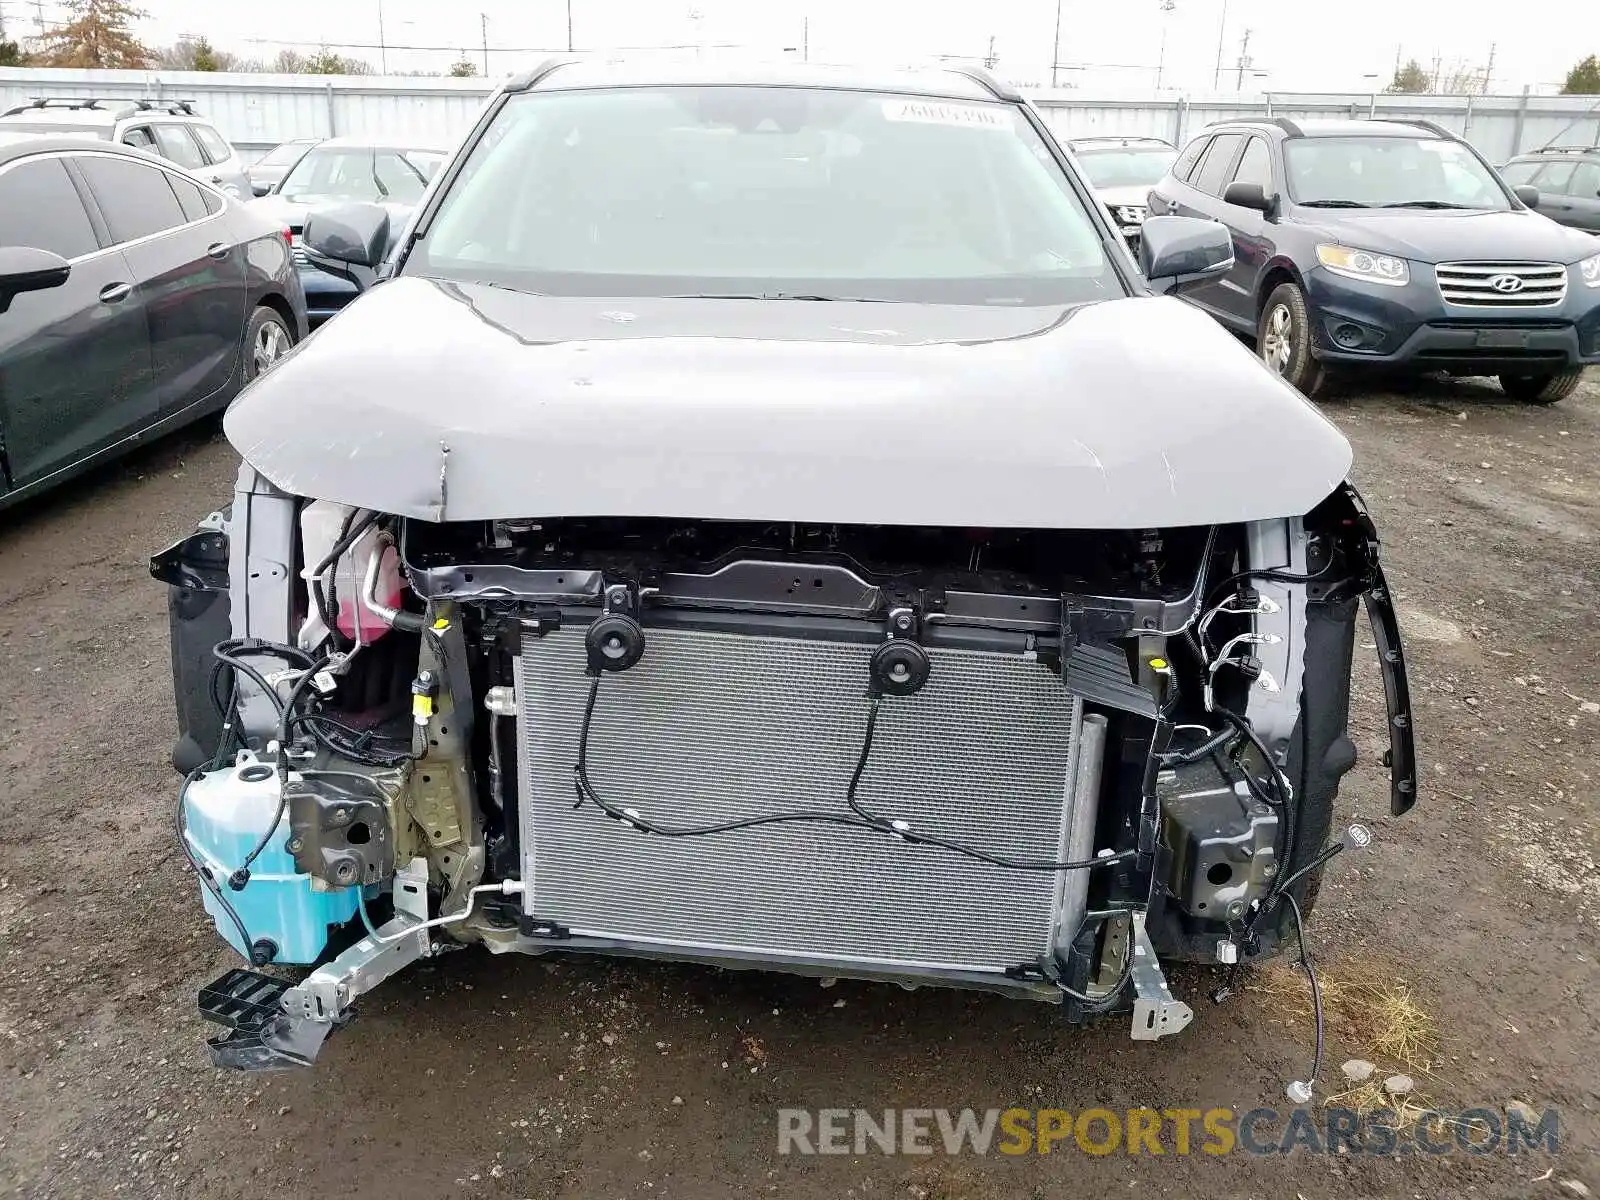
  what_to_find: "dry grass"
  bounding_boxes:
[1249,955,1443,1128]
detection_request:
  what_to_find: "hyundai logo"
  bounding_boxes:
[1488,274,1526,293]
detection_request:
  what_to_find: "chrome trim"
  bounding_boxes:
[0,146,229,268]
[1436,260,1568,308]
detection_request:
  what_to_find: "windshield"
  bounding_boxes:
[408,86,1118,305]
[256,140,314,168]
[1285,136,1510,209]
[279,146,441,204]
[1075,148,1177,189]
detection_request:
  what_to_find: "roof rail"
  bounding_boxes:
[945,64,1021,102]
[132,98,198,115]
[1536,142,1600,154]
[10,96,114,112]
[1387,117,1454,139]
[1270,116,1303,137]
[505,56,582,92]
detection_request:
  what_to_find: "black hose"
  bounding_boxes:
[1284,892,1324,1094]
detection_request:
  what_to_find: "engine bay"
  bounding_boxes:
[156,481,1416,1071]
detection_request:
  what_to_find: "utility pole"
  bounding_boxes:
[378,0,387,74]
[802,14,809,61]
[1051,0,1063,88]
[566,0,573,52]
[1155,0,1175,92]
[480,12,489,76]
[1234,27,1251,91]
[32,0,44,34]
[984,34,996,70]
[1482,42,1496,94]
[1212,0,1229,89]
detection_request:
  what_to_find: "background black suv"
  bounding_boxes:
[1499,145,1600,234]
[1150,117,1600,403]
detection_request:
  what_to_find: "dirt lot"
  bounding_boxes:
[1,374,1597,1200]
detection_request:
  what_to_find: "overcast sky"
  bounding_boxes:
[6,0,1597,95]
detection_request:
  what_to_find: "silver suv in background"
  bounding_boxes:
[1067,135,1177,251]
[0,97,250,198]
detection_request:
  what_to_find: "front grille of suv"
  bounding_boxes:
[1436,262,1568,308]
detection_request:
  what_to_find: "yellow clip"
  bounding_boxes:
[432,617,451,632]
[1149,657,1169,671]
[412,694,435,721]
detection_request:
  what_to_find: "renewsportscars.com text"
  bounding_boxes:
[777,1106,1560,1157]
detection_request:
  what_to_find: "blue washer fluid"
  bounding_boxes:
[182,755,360,964]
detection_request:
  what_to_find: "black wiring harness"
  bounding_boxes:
[571,673,1135,875]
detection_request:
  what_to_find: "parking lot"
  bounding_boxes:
[1,372,1597,1199]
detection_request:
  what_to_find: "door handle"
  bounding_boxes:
[99,282,132,304]
[207,242,231,260]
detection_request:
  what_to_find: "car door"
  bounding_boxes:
[1554,160,1600,232]
[190,122,250,198]
[73,153,247,415]
[1526,160,1578,226]
[1175,133,1246,313]
[1148,134,1209,217]
[1213,135,1277,327]
[0,153,154,489]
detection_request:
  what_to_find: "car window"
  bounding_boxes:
[1171,136,1208,182]
[167,172,213,222]
[1570,161,1600,198]
[1533,160,1576,193]
[1230,137,1274,193]
[150,123,207,170]
[75,154,188,242]
[1284,136,1509,210]
[192,124,233,165]
[122,126,156,150]
[0,157,99,258]
[1074,147,1177,189]
[372,150,431,203]
[1190,133,1243,196]
[411,86,1120,306]
[257,140,315,168]
[1498,160,1540,185]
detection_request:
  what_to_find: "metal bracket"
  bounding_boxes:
[1128,911,1194,1041]
[279,858,432,1027]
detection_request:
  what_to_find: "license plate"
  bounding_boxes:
[1474,329,1530,349]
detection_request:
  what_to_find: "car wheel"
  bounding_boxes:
[1257,282,1326,398]
[244,306,293,383]
[1497,367,1584,405]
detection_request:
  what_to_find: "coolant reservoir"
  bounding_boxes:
[298,502,404,646]
[181,753,359,964]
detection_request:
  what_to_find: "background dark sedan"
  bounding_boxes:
[249,136,446,323]
[0,136,307,512]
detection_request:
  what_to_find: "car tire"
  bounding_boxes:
[1257,282,1327,398]
[1497,367,1584,405]
[243,305,294,384]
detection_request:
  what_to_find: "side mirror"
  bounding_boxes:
[1222,180,1275,214]
[250,180,272,197]
[1139,216,1235,292]
[0,245,71,314]
[1513,184,1540,208]
[302,202,391,293]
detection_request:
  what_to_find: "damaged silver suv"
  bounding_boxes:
[152,60,1417,1071]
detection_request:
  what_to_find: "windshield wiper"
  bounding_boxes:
[1298,199,1373,208]
[670,292,891,303]
[1380,200,1477,209]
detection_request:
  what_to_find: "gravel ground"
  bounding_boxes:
[1,374,1597,1199]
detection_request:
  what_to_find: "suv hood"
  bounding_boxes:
[225,276,1352,529]
[1300,206,1597,264]
[1094,184,1157,209]
[250,194,415,231]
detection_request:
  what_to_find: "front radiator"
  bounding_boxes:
[517,626,1084,975]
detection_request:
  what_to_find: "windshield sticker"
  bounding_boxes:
[881,99,1010,129]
